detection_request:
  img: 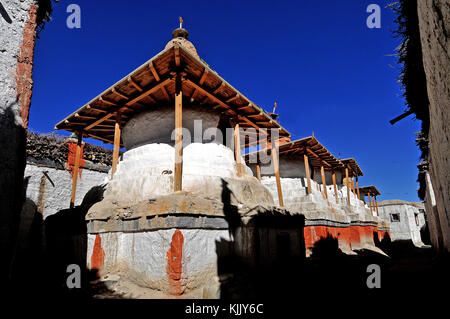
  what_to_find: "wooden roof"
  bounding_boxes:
[359,185,381,196]
[54,42,291,147]
[244,136,343,169]
[340,158,364,177]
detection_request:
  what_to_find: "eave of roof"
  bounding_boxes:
[359,185,381,196]
[244,136,342,169]
[340,158,364,176]
[55,43,291,147]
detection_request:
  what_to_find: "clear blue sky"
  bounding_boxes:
[29,0,422,202]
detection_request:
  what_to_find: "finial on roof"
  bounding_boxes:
[166,18,199,59]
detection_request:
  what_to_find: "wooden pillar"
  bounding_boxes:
[372,194,376,215]
[70,133,83,208]
[256,162,261,181]
[320,165,328,199]
[332,170,338,204]
[351,177,356,195]
[234,123,242,177]
[368,192,373,214]
[345,165,350,205]
[272,143,284,207]
[111,111,121,179]
[356,176,360,200]
[174,74,183,192]
[375,196,379,216]
[304,154,312,195]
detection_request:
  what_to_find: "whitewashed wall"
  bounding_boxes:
[24,163,107,219]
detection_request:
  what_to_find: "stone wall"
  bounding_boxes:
[0,0,39,283]
[417,0,450,253]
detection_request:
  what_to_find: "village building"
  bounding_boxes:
[377,200,427,247]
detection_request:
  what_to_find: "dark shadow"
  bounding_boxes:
[310,234,341,259]
[220,179,241,238]
[0,103,27,290]
[41,184,107,299]
[0,2,13,24]
[6,184,108,300]
[420,222,431,245]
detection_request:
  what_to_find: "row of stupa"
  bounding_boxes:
[55,25,390,298]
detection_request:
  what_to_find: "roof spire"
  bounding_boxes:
[166,19,199,59]
[179,16,184,29]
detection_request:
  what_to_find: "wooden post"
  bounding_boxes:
[174,74,183,192]
[375,196,379,216]
[272,143,284,207]
[320,165,328,199]
[256,162,261,181]
[372,194,376,215]
[345,165,350,205]
[70,133,83,208]
[356,176,360,200]
[368,192,372,214]
[304,154,312,195]
[111,111,121,179]
[332,170,338,204]
[234,123,242,177]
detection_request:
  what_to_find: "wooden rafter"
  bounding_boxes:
[174,46,181,67]
[82,78,172,131]
[127,76,143,92]
[149,62,160,81]
[184,79,268,136]
[306,147,331,167]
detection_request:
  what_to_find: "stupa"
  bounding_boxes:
[245,137,387,255]
[54,23,298,297]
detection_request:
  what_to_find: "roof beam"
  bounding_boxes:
[84,78,172,130]
[149,62,160,82]
[306,147,331,167]
[111,87,129,100]
[185,79,268,135]
[127,76,143,92]
[174,46,181,67]
[226,94,240,103]
[199,69,208,85]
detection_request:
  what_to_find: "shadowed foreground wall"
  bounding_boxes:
[417,0,450,254]
[0,0,39,284]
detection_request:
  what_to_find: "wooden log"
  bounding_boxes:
[345,165,350,205]
[234,123,242,177]
[304,154,312,195]
[351,177,356,195]
[149,62,160,81]
[332,170,338,204]
[375,196,379,216]
[320,165,328,200]
[372,194,376,216]
[272,143,284,207]
[70,134,83,208]
[256,162,261,181]
[174,74,183,191]
[356,176,360,199]
[368,192,373,214]
[111,111,121,179]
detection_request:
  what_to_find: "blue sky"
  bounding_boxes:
[30,0,422,201]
